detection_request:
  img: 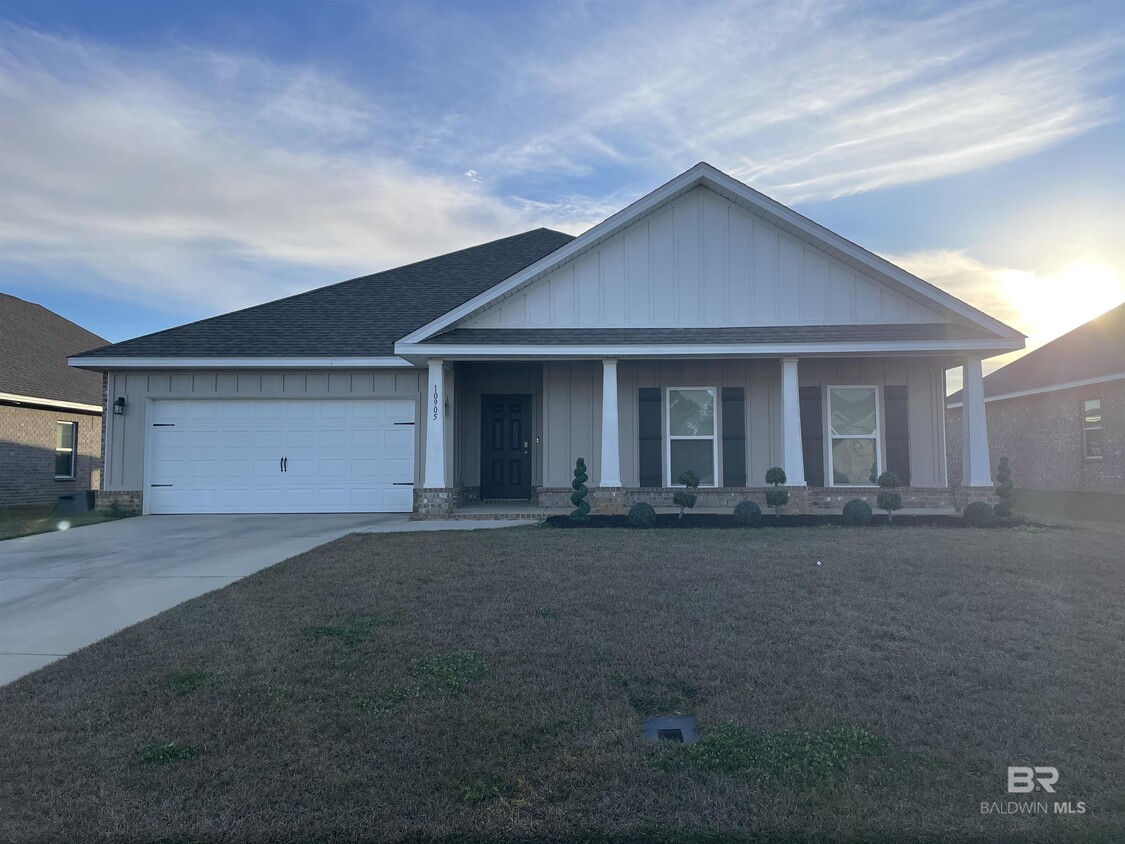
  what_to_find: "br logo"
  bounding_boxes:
[1008,766,1059,793]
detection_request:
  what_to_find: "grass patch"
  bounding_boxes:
[3,524,1123,841]
[0,503,121,541]
[163,669,212,696]
[681,723,889,782]
[135,742,197,764]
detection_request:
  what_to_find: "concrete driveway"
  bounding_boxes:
[0,513,412,685]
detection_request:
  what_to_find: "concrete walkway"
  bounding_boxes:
[0,514,525,685]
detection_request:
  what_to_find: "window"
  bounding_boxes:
[55,421,77,479]
[1083,398,1103,460]
[827,386,880,486]
[666,388,717,486]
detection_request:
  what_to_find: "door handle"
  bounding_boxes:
[280,457,284,473]
[283,457,288,472]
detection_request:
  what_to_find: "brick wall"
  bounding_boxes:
[947,380,1125,494]
[0,405,103,507]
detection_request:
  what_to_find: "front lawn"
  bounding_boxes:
[0,503,121,541]
[2,524,1123,842]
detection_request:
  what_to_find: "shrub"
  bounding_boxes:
[673,470,699,520]
[994,457,1015,518]
[569,458,590,521]
[764,466,789,515]
[876,471,900,489]
[732,500,762,527]
[963,500,994,527]
[876,471,902,522]
[627,502,657,528]
[841,498,873,525]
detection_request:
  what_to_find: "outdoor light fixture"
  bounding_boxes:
[113,396,126,415]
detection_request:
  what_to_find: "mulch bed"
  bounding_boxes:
[544,513,1043,529]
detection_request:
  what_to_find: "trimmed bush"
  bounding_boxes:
[765,466,787,486]
[876,471,900,489]
[963,500,994,527]
[627,502,657,529]
[841,498,873,526]
[765,466,789,515]
[733,500,763,527]
[673,470,699,520]
[994,457,1015,518]
[876,471,902,522]
[569,458,590,521]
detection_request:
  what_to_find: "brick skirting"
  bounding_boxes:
[95,490,142,514]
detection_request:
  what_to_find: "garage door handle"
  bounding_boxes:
[280,457,284,473]
[283,457,288,472]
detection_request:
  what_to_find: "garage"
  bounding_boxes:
[145,399,416,514]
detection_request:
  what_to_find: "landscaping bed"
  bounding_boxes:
[544,512,1047,529]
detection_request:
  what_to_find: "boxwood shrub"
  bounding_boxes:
[963,500,995,527]
[841,498,873,525]
[732,500,763,527]
[627,502,657,529]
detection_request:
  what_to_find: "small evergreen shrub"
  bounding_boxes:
[876,471,902,522]
[963,500,994,527]
[673,470,699,520]
[733,500,762,527]
[994,457,1015,518]
[841,498,873,525]
[764,466,789,515]
[569,458,590,521]
[627,502,657,529]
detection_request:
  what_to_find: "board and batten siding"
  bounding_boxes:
[538,357,947,489]
[464,187,946,330]
[102,370,423,491]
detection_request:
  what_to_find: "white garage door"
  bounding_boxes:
[146,399,416,514]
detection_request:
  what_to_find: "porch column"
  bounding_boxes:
[600,359,622,487]
[423,359,446,488]
[961,356,991,486]
[780,357,806,485]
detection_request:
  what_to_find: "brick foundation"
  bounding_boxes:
[95,490,142,514]
[411,488,459,518]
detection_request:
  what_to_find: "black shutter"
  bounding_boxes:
[799,386,824,487]
[721,387,746,487]
[884,385,911,486]
[638,387,662,487]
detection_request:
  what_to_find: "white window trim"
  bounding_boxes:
[55,420,77,480]
[1082,398,1103,461]
[826,385,882,488]
[665,386,719,488]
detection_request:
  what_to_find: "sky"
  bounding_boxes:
[1,0,1123,393]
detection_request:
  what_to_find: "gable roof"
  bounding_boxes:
[948,302,1125,404]
[1,294,108,408]
[70,229,574,364]
[400,162,1025,346]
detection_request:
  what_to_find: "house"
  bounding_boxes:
[946,302,1124,506]
[69,163,1024,517]
[1,294,107,507]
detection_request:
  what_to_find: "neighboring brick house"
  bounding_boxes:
[0,294,107,507]
[946,303,1125,501]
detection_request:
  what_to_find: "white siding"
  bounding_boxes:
[462,187,945,330]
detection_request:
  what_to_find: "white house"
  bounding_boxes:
[70,163,1023,517]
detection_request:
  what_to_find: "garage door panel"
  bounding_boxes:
[147,399,416,514]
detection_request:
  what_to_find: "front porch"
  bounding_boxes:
[412,355,996,520]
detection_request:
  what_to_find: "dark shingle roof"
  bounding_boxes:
[948,302,1125,402]
[75,229,575,360]
[0,294,108,406]
[428,324,999,345]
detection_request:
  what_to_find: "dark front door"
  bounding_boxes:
[481,394,532,499]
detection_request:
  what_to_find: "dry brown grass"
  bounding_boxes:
[2,522,1123,842]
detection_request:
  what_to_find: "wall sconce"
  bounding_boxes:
[113,396,126,416]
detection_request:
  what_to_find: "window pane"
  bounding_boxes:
[668,389,715,436]
[670,439,714,485]
[830,388,877,436]
[1084,399,1102,425]
[1085,427,1103,459]
[56,421,75,449]
[831,437,877,485]
[55,451,74,477]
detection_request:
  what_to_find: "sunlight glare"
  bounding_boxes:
[1002,262,1124,341]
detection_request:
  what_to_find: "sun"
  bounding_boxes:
[1004,262,1125,342]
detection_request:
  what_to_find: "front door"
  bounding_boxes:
[480,394,532,499]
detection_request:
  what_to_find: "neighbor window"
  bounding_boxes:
[828,386,881,486]
[1083,398,1103,459]
[666,388,717,486]
[55,421,77,479]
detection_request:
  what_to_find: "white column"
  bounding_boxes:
[780,357,807,486]
[962,356,992,486]
[423,359,446,488]
[600,359,622,487]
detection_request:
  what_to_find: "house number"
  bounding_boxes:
[432,385,439,421]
